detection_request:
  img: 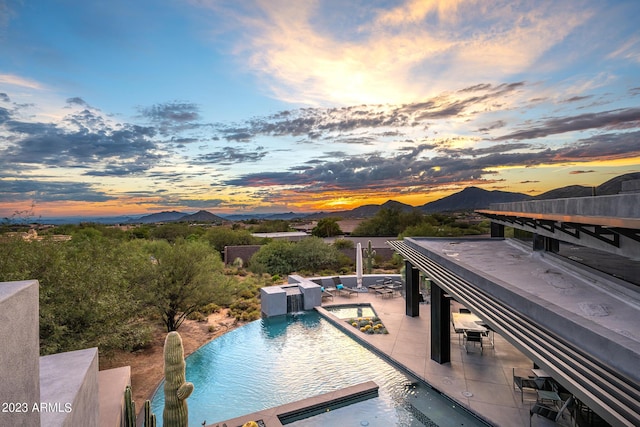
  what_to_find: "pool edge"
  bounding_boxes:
[207,380,379,427]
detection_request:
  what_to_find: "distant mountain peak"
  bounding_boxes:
[179,210,225,222]
[420,187,531,212]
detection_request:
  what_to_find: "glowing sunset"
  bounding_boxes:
[1,1,639,218]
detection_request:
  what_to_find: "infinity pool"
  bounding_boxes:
[150,311,487,427]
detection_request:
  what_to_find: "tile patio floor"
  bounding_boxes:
[321,291,564,427]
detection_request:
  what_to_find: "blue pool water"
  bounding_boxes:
[151,311,487,427]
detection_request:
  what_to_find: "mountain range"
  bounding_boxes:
[126,172,639,224]
[26,172,638,225]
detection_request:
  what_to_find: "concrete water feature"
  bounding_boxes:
[260,274,402,317]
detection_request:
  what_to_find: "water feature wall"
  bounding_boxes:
[260,276,322,317]
[286,287,304,313]
[260,274,402,318]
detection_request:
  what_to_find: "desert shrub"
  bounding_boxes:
[333,238,354,249]
[201,303,221,315]
[187,311,207,322]
[229,298,261,321]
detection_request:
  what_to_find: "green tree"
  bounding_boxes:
[248,239,297,276]
[352,207,425,237]
[351,207,402,236]
[149,223,203,243]
[142,239,222,332]
[249,237,344,275]
[203,227,258,254]
[0,236,151,355]
[311,217,343,237]
[294,237,342,273]
[333,238,354,249]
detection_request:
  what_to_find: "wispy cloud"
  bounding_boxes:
[495,107,640,141]
[0,73,44,90]
[198,0,592,106]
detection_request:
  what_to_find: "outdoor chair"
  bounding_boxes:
[332,276,358,298]
[480,324,495,348]
[513,368,546,402]
[463,330,483,354]
[386,281,403,297]
[368,284,386,293]
[320,287,334,302]
[529,396,574,426]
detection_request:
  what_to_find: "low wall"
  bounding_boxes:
[0,280,41,427]
[225,245,395,265]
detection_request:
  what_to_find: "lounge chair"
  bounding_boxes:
[332,276,357,298]
[368,284,386,293]
[386,281,403,297]
[320,287,334,302]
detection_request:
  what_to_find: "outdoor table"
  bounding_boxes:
[451,312,488,333]
[532,368,551,378]
[452,312,488,345]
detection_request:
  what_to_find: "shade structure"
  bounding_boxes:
[356,242,363,288]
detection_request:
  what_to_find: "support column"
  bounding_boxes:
[404,260,420,317]
[533,233,545,251]
[430,282,451,364]
[490,222,505,238]
[545,236,560,253]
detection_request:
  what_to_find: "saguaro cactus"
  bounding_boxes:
[363,240,376,274]
[163,331,194,427]
[124,385,136,427]
[144,400,157,427]
[124,386,156,427]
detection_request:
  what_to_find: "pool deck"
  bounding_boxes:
[320,292,559,427]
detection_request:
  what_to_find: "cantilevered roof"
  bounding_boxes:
[389,237,640,426]
[477,193,640,259]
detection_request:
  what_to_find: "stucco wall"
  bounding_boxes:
[0,280,41,427]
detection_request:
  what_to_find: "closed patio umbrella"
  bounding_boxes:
[356,242,363,288]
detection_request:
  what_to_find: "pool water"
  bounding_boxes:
[151,312,487,427]
[324,304,378,319]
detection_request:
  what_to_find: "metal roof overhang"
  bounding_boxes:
[388,239,640,427]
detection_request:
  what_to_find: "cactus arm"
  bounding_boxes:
[177,382,194,400]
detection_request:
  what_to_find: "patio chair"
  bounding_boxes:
[513,368,546,402]
[320,287,334,302]
[529,396,574,426]
[332,276,358,298]
[463,330,483,354]
[386,281,403,297]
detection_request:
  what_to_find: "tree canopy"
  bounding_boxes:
[249,237,345,275]
[311,217,343,237]
[141,238,223,332]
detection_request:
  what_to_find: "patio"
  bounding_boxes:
[319,291,565,427]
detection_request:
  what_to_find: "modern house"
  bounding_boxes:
[389,184,640,426]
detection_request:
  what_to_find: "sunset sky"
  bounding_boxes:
[1,0,639,218]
